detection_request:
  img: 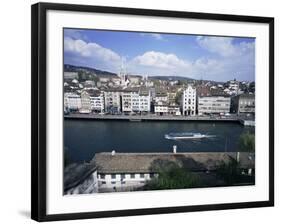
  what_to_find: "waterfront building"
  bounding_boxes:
[168,104,181,115]
[104,90,121,114]
[154,101,168,115]
[79,91,91,114]
[89,91,105,113]
[138,87,151,113]
[64,92,81,111]
[121,88,151,113]
[198,96,231,115]
[232,94,255,114]
[121,91,133,113]
[182,85,196,116]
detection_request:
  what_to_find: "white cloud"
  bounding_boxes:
[132,51,190,69]
[64,37,121,71]
[64,35,255,81]
[196,36,237,57]
[196,36,255,58]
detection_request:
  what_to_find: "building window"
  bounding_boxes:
[140,173,145,178]
[101,181,106,184]
[149,173,154,178]
[130,174,135,179]
[121,173,126,179]
[100,174,105,179]
[111,181,116,184]
[111,174,116,179]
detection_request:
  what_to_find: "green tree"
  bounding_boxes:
[175,91,183,105]
[216,158,241,185]
[216,158,255,185]
[144,161,201,190]
[239,132,255,152]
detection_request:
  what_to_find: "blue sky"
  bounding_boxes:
[64,28,255,82]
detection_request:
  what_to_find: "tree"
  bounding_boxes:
[239,132,255,152]
[216,158,241,185]
[216,157,255,185]
[144,161,201,190]
[175,91,183,105]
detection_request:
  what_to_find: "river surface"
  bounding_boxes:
[64,119,254,163]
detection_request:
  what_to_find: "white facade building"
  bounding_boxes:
[79,91,91,113]
[182,85,196,116]
[90,91,105,112]
[64,92,81,111]
[154,101,168,115]
[198,96,231,114]
[97,172,156,192]
[138,91,151,112]
[121,88,151,113]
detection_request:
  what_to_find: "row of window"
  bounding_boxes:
[100,173,154,180]
[100,181,146,185]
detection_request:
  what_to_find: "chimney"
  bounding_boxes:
[111,150,116,156]
[173,145,177,154]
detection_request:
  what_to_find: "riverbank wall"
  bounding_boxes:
[64,114,255,126]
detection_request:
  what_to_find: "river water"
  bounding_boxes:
[64,119,254,163]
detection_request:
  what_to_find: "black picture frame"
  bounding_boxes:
[31,2,274,222]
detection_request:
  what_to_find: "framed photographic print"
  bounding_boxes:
[31,2,274,222]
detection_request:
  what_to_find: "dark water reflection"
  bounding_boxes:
[64,120,254,163]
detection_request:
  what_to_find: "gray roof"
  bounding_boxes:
[64,162,97,191]
[93,152,254,174]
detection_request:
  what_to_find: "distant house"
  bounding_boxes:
[232,94,255,114]
[226,79,240,95]
[196,85,211,97]
[99,75,111,83]
[128,75,141,85]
